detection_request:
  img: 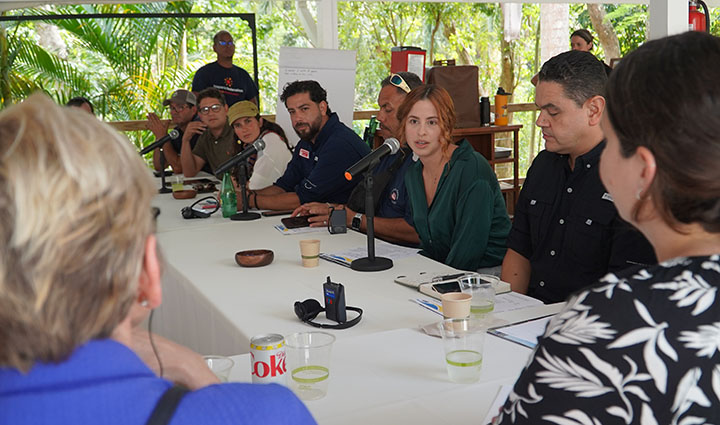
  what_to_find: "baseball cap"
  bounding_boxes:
[227,101,259,124]
[162,89,196,107]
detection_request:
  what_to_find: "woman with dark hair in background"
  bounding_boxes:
[495,31,720,424]
[399,85,510,272]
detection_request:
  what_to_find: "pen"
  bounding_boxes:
[431,272,466,283]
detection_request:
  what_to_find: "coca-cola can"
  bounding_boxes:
[250,333,287,385]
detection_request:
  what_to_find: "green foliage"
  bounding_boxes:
[3,1,659,175]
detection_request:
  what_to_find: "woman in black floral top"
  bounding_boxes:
[496,31,720,424]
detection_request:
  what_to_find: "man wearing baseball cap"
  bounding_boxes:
[147,89,202,173]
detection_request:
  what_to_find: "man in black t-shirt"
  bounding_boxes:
[191,31,259,107]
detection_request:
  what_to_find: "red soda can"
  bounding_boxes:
[250,334,287,385]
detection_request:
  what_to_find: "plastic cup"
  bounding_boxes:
[203,355,234,382]
[460,274,495,318]
[440,292,472,319]
[438,318,486,383]
[285,332,335,400]
[171,175,184,192]
[299,239,320,267]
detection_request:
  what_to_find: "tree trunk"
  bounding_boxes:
[529,18,541,160]
[588,4,620,63]
[442,22,473,65]
[429,8,442,65]
[0,24,10,107]
[499,37,514,117]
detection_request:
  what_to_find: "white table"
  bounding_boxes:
[149,179,563,423]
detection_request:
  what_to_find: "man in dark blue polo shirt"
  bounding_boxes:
[246,80,370,212]
[501,51,656,304]
[290,72,423,246]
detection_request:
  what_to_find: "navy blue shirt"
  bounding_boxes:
[507,142,656,303]
[192,62,259,106]
[346,148,414,225]
[275,113,370,204]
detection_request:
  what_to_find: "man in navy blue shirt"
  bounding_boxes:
[291,73,422,246]
[192,31,259,107]
[246,80,369,212]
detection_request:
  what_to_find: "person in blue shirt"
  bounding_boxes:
[292,72,422,246]
[245,80,370,212]
[0,94,316,425]
[192,31,259,107]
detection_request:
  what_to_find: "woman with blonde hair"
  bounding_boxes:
[495,31,720,424]
[0,94,315,425]
[399,85,510,272]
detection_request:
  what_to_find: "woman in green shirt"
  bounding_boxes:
[398,85,511,271]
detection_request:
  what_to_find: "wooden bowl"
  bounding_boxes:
[172,189,197,200]
[235,249,274,267]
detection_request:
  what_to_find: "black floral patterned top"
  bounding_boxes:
[495,255,720,424]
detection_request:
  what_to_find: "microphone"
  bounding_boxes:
[344,138,400,181]
[214,138,266,177]
[140,129,180,155]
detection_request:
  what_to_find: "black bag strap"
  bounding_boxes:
[144,385,190,425]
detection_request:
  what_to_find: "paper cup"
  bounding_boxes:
[299,239,320,267]
[440,292,472,319]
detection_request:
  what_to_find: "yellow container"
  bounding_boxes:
[494,94,509,126]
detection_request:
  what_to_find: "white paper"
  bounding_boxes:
[482,384,513,425]
[273,224,327,235]
[493,292,543,314]
[323,240,419,262]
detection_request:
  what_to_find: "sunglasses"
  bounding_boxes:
[217,40,234,46]
[390,74,411,94]
[199,104,223,115]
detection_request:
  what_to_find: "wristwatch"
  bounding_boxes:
[351,213,363,231]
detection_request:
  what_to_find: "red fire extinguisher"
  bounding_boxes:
[689,0,710,32]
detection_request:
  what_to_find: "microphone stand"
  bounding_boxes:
[158,150,171,194]
[350,157,393,272]
[230,160,261,221]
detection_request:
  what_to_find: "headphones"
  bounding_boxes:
[294,299,363,330]
[181,196,219,219]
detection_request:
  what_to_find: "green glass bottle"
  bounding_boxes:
[220,172,237,218]
[363,116,378,148]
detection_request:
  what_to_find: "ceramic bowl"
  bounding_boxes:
[235,249,274,267]
[172,189,197,200]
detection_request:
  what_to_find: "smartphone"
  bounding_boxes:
[431,281,462,294]
[281,215,312,229]
[262,210,294,217]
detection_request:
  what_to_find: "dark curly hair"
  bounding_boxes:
[280,80,332,115]
[606,31,720,233]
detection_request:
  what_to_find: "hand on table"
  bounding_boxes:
[292,202,340,227]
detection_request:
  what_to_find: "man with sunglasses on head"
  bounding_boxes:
[291,72,423,246]
[180,88,236,177]
[192,30,259,107]
[146,89,205,174]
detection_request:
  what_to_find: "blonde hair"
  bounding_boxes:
[0,93,155,371]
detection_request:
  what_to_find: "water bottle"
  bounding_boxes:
[480,97,491,126]
[220,172,237,218]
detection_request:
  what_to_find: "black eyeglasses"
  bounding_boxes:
[199,104,223,115]
[169,104,188,113]
[390,74,411,94]
[217,40,234,46]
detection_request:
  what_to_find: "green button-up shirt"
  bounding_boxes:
[405,139,511,271]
